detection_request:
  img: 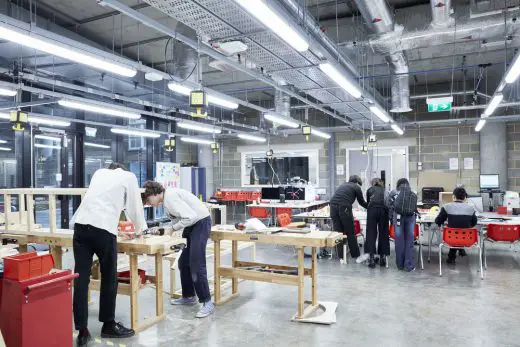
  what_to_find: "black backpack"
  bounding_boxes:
[394,186,418,216]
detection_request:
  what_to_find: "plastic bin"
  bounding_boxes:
[117,269,146,284]
[3,252,54,281]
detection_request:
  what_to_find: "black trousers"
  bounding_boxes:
[73,224,118,330]
[179,216,212,303]
[365,206,390,256]
[330,204,360,258]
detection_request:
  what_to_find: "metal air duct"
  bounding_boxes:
[275,90,291,118]
[431,0,453,27]
[354,0,412,113]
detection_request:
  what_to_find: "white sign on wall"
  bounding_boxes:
[449,158,459,171]
[463,157,474,170]
[336,164,344,176]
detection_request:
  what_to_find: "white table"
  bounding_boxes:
[247,200,329,210]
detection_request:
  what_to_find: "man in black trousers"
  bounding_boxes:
[71,163,147,346]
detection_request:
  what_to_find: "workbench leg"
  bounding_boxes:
[214,240,221,304]
[155,252,164,318]
[231,240,238,295]
[18,244,28,253]
[311,247,317,306]
[50,246,63,269]
[297,247,305,319]
[129,254,139,330]
[169,258,176,298]
[252,243,256,262]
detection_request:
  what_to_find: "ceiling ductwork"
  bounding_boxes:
[354,0,412,113]
[275,90,291,118]
[431,0,453,28]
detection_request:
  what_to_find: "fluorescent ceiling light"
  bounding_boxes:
[369,106,390,123]
[29,116,70,127]
[0,25,137,77]
[475,119,486,132]
[264,114,300,128]
[0,140,6,144]
[59,100,141,119]
[237,133,266,143]
[505,55,520,83]
[167,82,239,109]
[0,87,17,97]
[34,143,60,149]
[234,0,309,52]
[180,137,214,145]
[0,112,10,120]
[319,63,362,99]
[311,128,331,139]
[144,72,163,82]
[177,121,221,134]
[0,147,11,151]
[85,142,110,149]
[483,94,503,117]
[391,124,404,136]
[110,127,161,138]
[35,134,61,142]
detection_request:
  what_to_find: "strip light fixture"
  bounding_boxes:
[85,142,110,149]
[180,137,214,145]
[311,128,332,139]
[391,124,404,136]
[35,135,61,141]
[475,118,486,132]
[369,106,390,123]
[0,147,11,151]
[233,0,309,52]
[0,113,10,120]
[110,128,161,138]
[59,100,141,119]
[482,93,503,117]
[0,24,137,77]
[0,86,17,97]
[505,53,520,83]
[319,63,362,99]
[0,140,6,144]
[177,121,221,134]
[34,143,61,149]
[167,82,239,110]
[264,114,300,128]
[29,116,70,127]
[237,133,267,143]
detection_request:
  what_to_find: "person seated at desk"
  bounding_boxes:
[330,175,368,260]
[435,187,477,264]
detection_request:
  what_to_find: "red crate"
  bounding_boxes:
[3,252,54,281]
[497,206,508,215]
[117,269,146,284]
[0,270,77,347]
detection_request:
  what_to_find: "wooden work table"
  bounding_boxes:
[211,226,342,324]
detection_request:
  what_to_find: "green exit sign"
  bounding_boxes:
[428,102,452,112]
[426,96,454,113]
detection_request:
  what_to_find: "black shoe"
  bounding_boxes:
[380,256,387,267]
[76,332,92,347]
[368,255,376,269]
[101,322,135,339]
[458,249,467,257]
[447,257,456,265]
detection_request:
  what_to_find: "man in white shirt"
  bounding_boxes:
[71,163,147,346]
[142,181,214,318]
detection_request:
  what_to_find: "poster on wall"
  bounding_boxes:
[449,158,458,171]
[156,162,181,188]
[463,157,474,170]
[336,164,344,176]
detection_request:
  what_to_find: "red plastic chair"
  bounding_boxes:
[250,191,261,202]
[483,224,520,270]
[235,192,249,202]
[389,224,424,269]
[276,208,292,218]
[277,213,292,228]
[440,227,482,279]
[248,207,272,226]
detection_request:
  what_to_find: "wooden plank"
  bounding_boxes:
[311,247,317,306]
[129,254,139,330]
[134,314,166,333]
[214,240,221,304]
[50,246,63,269]
[25,194,34,232]
[231,240,238,295]
[297,247,305,318]
[218,267,299,286]
[234,261,311,275]
[214,292,238,306]
[211,229,342,248]
[18,194,25,225]
[49,195,57,233]
[0,188,88,195]
[4,194,10,230]
[155,252,164,317]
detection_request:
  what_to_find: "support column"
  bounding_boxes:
[328,133,336,197]
[480,122,507,208]
[145,116,154,181]
[198,144,213,201]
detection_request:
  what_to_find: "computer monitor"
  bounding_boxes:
[480,174,499,190]
[261,187,281,200]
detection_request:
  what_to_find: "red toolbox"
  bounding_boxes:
[0,270,78,347]
[3,252,54,281]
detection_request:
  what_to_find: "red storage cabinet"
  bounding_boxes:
[0,270,78,347]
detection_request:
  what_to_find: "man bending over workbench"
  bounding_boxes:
[71,163,147,346]
[142,181,215,318]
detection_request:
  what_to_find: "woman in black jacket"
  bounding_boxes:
[365,178,390,268]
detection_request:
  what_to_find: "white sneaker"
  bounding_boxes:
[195,301,215,318]
[356,254,369,264]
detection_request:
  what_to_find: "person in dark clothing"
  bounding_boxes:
[435,187,477,264]
[330,175,368,259]
[365,178,390,268]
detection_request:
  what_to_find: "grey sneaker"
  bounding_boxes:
[195,301,215,318]
[171,296,197,305]
[356,253,369,264]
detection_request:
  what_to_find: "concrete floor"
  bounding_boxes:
[76,243,520,347]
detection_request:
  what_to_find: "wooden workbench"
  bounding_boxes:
[211,226,342,324]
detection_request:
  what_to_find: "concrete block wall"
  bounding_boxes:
[507,122,520,191]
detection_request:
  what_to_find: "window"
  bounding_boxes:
[84,127,112,186]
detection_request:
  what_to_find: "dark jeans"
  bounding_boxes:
[73,224,118,330]
[330,204,359,258]
[365,207,390,256]
[179,216,212,303]
[393,215,416,271]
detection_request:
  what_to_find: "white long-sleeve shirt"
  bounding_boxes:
[71,168,147,235]
[163,188,210,231]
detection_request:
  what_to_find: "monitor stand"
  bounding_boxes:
[480,189,502,212]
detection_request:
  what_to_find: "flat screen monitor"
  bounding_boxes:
[261,187,281,200]
[285,186,305,201]
[480,174,499,190]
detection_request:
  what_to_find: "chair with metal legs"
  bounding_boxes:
[439,227,483,279]
[483,224,520,270]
